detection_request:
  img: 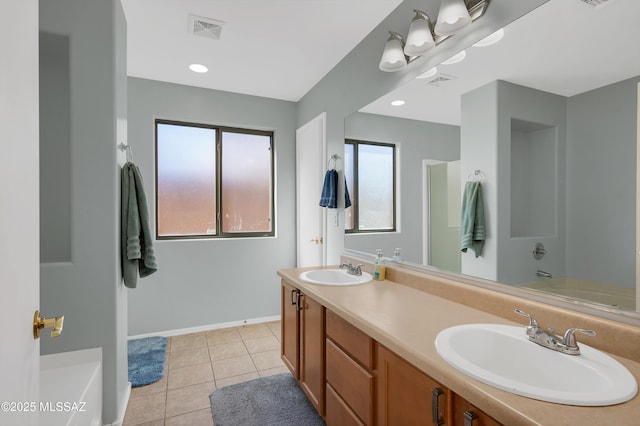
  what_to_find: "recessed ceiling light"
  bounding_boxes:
[417,67,438,79]
[473,28,504,47]
[391,100,405,106]
[189,63,208,73]
[441,50,466,65]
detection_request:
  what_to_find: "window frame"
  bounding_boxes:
[345,139,397,234]
[155,118,275,240]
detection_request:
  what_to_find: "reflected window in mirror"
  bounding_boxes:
[344,140,396,233]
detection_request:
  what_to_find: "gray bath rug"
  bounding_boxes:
[209,373,325,426]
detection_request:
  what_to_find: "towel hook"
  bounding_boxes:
[327,154,338,169]
[118,143,133,162]
[467,169,484,182]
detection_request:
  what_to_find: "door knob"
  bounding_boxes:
[310,237,323,244]
[33,310,64,339]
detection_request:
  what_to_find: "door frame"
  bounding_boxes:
[422,159,446,266]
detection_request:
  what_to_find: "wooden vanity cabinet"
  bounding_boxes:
[376,344,448,426]
[281,280,299,377]
[325,310,374,425]
[280,280,326,416]
[452,393,502,426]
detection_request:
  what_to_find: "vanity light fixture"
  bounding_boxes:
[391,100,406,106]
[434,0,472,36]
[472,28,504,47]
[379,0,489,73]
[404,10,435,57]
[189,63,208,73]
[441,50,466,65]
[379,32,408,72]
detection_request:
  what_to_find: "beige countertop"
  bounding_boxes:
[277,267,640,426]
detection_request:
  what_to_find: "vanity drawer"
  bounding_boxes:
[326,309,374,369]
[326,383,365,426]
[326,339,374,425]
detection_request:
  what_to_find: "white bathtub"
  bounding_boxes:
[40,348,102,426]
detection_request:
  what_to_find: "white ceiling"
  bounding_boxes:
[121,0,402,102]
[361,0,640,125]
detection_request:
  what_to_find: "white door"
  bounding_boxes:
[296,113,327,267]
[0,1,41,425]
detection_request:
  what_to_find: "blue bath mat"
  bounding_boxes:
[128,336,167,387]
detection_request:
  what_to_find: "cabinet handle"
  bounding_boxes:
[296,292,303,312]
[290,289,297,305]
[464,411,478,426]
[431,388,444,426]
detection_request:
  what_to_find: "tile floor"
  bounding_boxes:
[123,321,287,426]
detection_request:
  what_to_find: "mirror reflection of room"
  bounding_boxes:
[345,0,640,313]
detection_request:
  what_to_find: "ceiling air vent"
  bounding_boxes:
[579,0,613,8]
[189,15,225,40]
[427,74,457,86]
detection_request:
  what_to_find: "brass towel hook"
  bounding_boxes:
[33,310,64,339]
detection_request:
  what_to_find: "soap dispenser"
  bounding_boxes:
[373,249,386,281]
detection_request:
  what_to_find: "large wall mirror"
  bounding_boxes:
[344,0,640,320]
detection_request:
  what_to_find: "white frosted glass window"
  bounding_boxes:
[344,140,395,233]
[157,123,216,237]
[221,131,273,233]
[358,144,394,230]
[155,120,275,239]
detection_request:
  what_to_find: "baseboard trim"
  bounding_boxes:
[127,315,281,340]
[104,381,131,426]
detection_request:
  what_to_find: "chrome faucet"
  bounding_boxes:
[514,309,596,356]
[340,260,363,276]
[536,270,552,279]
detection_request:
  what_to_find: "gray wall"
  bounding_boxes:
[566,76,639,288]
[39,32,71,262]
[495,81,567,285]
[39,0,129,423]
[127,77,297,335]
[344,112,459,264]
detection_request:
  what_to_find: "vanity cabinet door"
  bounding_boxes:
[281,280,300,379]
[376,344,448,426]
[452,393,502,426]
[299,293,326,416]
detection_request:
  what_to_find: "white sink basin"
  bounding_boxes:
[435,324,637,406]
[299,269,372,286]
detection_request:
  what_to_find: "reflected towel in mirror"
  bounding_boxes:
[461,181,486,257]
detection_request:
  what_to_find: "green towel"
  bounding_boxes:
[121,162,157,288]
[460,181,486,257]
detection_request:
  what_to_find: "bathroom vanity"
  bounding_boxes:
[277,259,640,425]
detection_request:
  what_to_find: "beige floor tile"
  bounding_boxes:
[123,391,166,425]
[205,328,242,346]
[170,333,207,351]
[250,349,284,371]
[258,366,290,378]
[169,347,210,369]
[166,337,172,353]
[165,408,213,426]
[125,420,165,426]
[237,323,272,340]
[131,374,168,398]
[265,320,281,334]
[215,371,260,389]
[271,328,282,342]
[243,335,280,353]
[212,354,257,380]
[165,381,215,418]
[168,362,214,390]
[208,340,248,362]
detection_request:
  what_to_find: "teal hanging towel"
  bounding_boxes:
[460,181,486,257]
